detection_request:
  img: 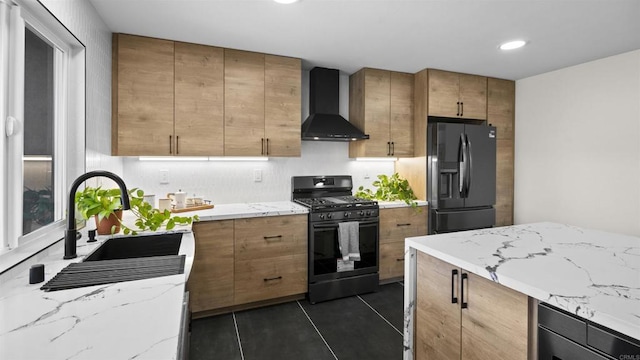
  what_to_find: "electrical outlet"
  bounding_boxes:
[159,169,169,184]
[253,169,262,182]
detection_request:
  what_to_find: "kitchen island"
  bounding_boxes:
[403,222,640,359]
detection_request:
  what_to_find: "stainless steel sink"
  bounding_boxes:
[83,233,183,262]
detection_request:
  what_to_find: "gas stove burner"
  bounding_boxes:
[294,196,377,210]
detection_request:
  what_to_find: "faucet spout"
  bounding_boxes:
[64,171,130,259]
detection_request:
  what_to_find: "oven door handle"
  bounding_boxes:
[313,220,379,229]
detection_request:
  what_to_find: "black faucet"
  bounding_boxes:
[64,171,131,259]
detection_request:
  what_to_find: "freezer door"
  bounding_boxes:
[463,124,496,208]
[430,207,495,234]
[428,122,464,209]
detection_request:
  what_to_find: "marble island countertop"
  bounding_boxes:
[405,222,640,341]
[0,228,195,360]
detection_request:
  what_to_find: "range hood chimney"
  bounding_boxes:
[301,67,369,141]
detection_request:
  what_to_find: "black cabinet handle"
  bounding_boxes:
[264,276,282,282]
[266,138,270,155]
[396,258,405,262]
[397,223,411,227]
[461,273,468,308]
[261,138,265,155]
[460,102,464,117]
[263,235,283,241]
[176,135,179,155]
[391,142,395,156]
[387,141,391,156]
[169,135,172,154]
[451,269,458,304]
[456,101,460,116]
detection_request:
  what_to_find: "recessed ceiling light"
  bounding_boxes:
[499,40,526,50]
[274,0,299,4]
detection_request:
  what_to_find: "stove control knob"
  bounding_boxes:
[327,213,332,219]
[359,211,365,216]
[344,212,350,218]
[366,210,371,216]
[319,214,325,220]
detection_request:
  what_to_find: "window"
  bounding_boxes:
[0,0,85,268]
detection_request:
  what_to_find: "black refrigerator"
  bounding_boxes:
[427,122,497,234]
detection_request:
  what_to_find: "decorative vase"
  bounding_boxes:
[95,210,123,235]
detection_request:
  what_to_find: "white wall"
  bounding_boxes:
[39,0,123,179]
[122,70,395,204]
[515,50,640,236]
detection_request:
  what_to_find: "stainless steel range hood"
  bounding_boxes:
[301,67,369,141]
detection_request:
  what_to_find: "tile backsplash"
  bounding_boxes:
[122,141,394,204]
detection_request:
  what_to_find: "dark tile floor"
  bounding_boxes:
[190,281,404,360]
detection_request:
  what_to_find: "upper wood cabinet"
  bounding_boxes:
[488,78,515,226]
[416,252,529,360]
[265,55,302,157]
[174,42,224,156]
[428,69,487,120]
[112,34,301,157]
[112,34,175,155]
[349,68,414,158]
[224,50,302,157]
[224,49,265,156]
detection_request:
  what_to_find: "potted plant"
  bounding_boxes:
[355,173,419,208]
[75,186,198,235]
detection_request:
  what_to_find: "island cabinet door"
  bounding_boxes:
[461,272,529,360]
[416,252,529,360]
[416,252,461,360]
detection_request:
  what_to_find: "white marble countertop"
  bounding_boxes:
[0,228,195,360]
[184,201,308,221]
[378,200,428,209]
[405,222,640,340]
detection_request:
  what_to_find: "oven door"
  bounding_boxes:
[309,219,379,283]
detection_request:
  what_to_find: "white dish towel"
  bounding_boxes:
[338,222,361,261]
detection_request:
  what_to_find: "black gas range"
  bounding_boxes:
[292,175,379,303]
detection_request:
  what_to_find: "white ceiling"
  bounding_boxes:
[89,0,640,80]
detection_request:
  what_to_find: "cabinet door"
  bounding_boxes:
[174,42,224,156]
[461,272,528,360]
[235,254,307,304]
[363,69,391,156]
[113,34,174,155]
[380,207,428,245]
[459,74,487,120]
[265,55,301,157]
[380,242,405,280]
[187,220,234,312]
[416,252,461,360]
[389,72,414,157]
[234,215,307,261]
[428,69,460,118]
[488,78,515,227]
[224,49,265,156]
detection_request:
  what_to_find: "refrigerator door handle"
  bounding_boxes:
[466,134,472,195]
[459,133,466,195]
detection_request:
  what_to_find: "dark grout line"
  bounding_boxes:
[357,295,403,336]
[296,300,339,360]
[232,312,245,360]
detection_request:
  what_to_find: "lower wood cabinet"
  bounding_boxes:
[187,220,234,313]
[188,215,307,315]
[235,254,307,304]
[379,206,427,280]
[416,252,529,360]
